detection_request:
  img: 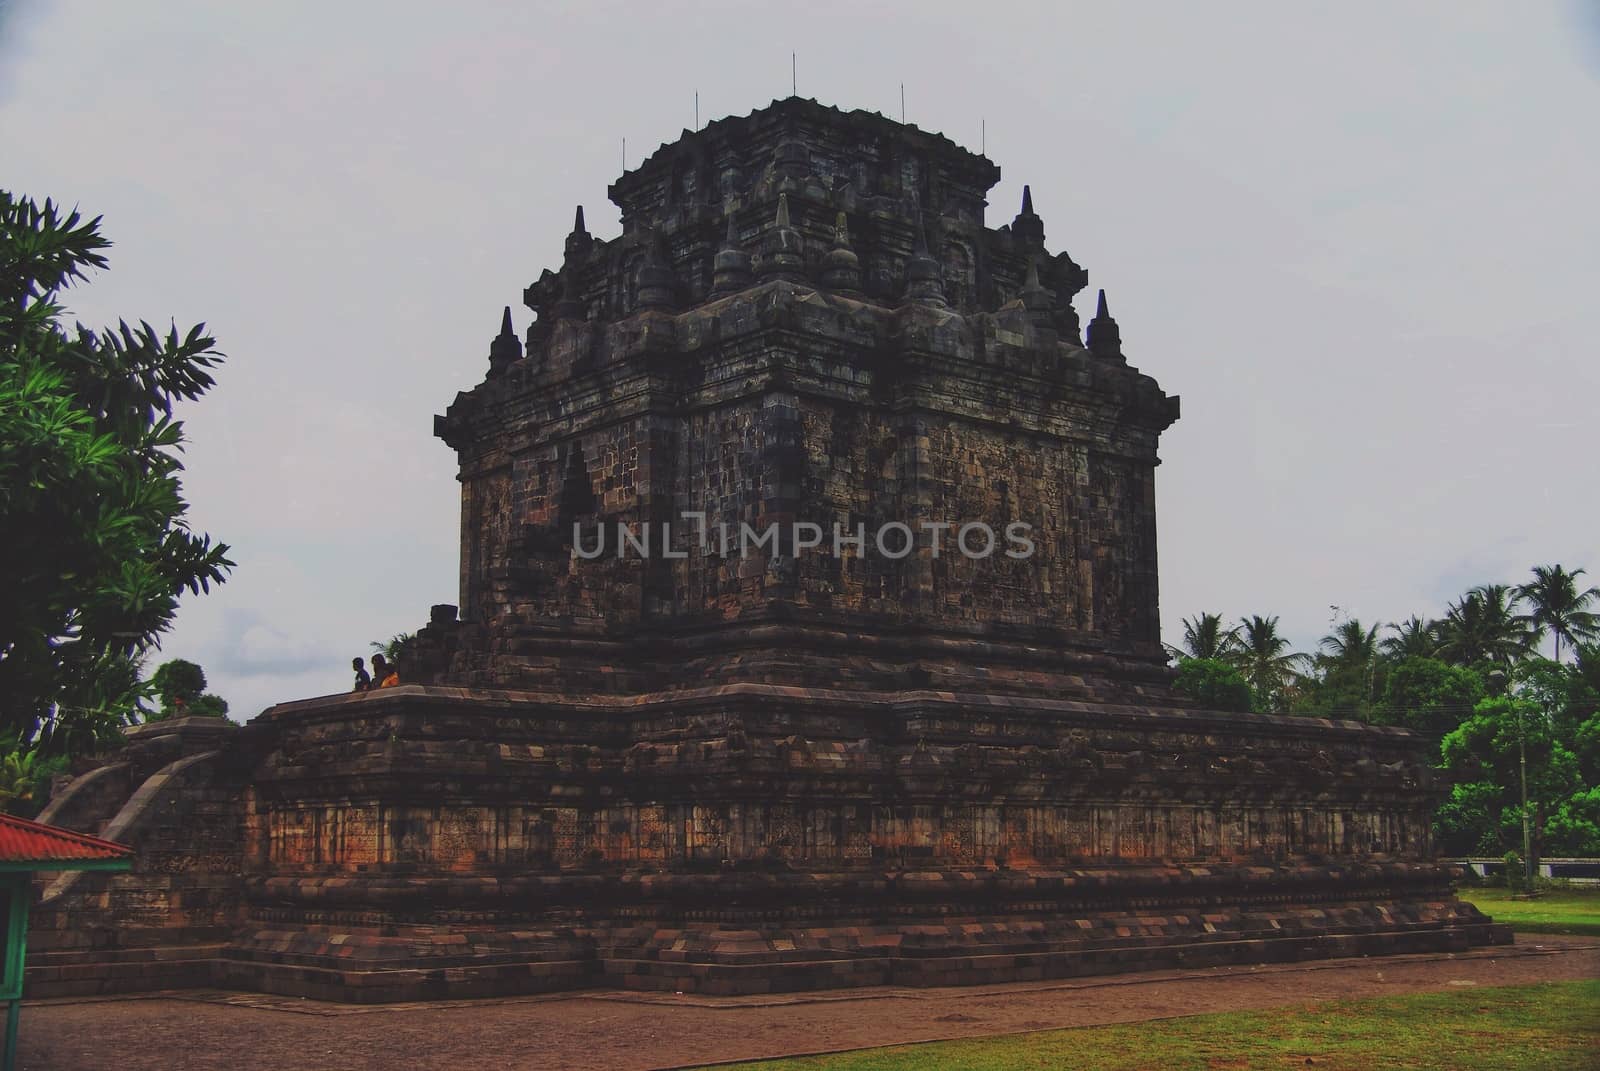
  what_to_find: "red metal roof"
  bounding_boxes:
[0,812,133,865]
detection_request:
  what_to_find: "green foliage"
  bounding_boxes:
[0,737,69,817]
[1503,850,1526,891]
[1169,613,1238,661]
[1516,564,1600,663]
[187,693,229,718]
[1175,570,1597,860]
[1380,616,1438,661]
[1232,615,1308,713]
[1435,584,1533,667]
[1439,693,1592,859]
[146,658,228,719]
[1543,786,1600,858]
[33,647,151,757]
[1571,643,1600,718]
[370,632,416,663]
[1379,657,1483,733]
[151,658,206,706]
[1173,658,1254,713]
[0,191,232,755]
[1435,780,1501,857]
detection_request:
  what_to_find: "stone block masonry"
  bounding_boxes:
[28,98,1509,1002]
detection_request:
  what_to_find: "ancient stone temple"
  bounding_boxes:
[30,98,1509,1002]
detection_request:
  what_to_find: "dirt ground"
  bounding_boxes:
[20,938,1600,1071]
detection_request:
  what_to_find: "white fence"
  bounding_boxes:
[1453,857,1600,885]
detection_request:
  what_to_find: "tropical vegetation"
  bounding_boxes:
[0,191,231,807]
[1169,565,1600,861]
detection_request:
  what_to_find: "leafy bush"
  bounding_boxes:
[0,740,69,817]
[1381,657,1484,733]
[1174,658,1254,713]
[1504,850,1525,891]
[149,658,228,719]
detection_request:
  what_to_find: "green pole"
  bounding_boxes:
[1,875,26,1071]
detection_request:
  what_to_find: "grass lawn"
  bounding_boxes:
[1460,885,1600,936]
[692,981,1600,1071]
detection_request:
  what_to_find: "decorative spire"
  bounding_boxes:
[564,205,592,261]
[1085,288,1123,360]
[634,229,679,311]
[819,211,862,293]
[1012,184,1044,247]
[757,193,806,281]
[487,305,522,376]
[901,210,947,307]
[710,211,754,296]
[1020,257,1054,315]
[1021,185,1034,215]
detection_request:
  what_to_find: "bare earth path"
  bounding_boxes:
[22,939,1600,1071]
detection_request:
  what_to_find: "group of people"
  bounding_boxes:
[352,654,400,692]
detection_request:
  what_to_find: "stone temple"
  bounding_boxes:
[30,98,1509,1001]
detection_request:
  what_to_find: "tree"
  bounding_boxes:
[1440,694,1587,864]
[370,632,417,664]
[1379,656,1483,734]
[149,658,228,720]
[1320,618,1380,669]
[1380,616,1438,661]
[1570,644,1600,727]
[1232,614,1308,713]
[1516,565,1600,663]
[1173,658,1254,713]
[1435,584,1532,668]
[150,658,206,708]
[1169,613,1238,662]
[1304,618,1383,719]
[0,192,233,754]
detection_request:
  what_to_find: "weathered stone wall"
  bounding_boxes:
[251,798,1427,876]
[26,99,1515,1003]
[238,686,1435,883]
[31,750,245,957]
[436,98,1175,697]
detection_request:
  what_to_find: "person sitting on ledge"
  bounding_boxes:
[352,656,371,692]
[371,653,400,688]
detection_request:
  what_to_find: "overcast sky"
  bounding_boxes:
[4,1,1597,720]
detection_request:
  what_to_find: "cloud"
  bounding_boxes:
[212,612,327,678]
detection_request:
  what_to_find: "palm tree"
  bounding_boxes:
[1321,619,1380,667]
[1318,618,1381,706]
[1380,616,1438,661]
[1435,584,1532,667]
[1234,615,1309,711]
[1169,613,1239,661]
[1516,565,1600,663]
[370,632,417,663]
